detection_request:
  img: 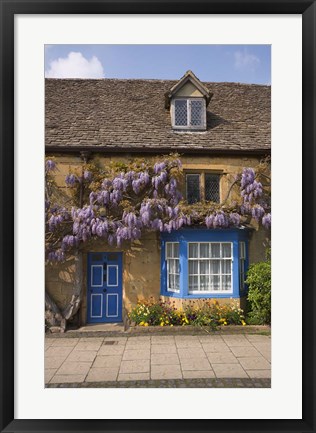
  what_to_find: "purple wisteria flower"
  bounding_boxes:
[262,213,271,229]
[65,174,77,186]
[45,160,56,172]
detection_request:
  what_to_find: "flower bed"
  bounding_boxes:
[129,298,246,330]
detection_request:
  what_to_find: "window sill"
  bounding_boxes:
[163,291,238,299]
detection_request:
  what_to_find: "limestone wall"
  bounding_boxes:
[45,152,270,323]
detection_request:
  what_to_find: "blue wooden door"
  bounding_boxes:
[87,252,123,323]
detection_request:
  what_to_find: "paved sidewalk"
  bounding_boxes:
[45,334,271,387]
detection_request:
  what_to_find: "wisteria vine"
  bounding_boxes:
[45,155,271,262]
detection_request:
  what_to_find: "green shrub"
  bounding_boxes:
[245,255,271,325]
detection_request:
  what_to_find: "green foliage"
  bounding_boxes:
[245,254,271,325]
[129,298,246,329]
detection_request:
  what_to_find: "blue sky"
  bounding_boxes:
[45,45,271,85]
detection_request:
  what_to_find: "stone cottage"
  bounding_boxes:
[45,70,270,327]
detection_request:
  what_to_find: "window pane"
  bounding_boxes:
[175,274,180,290]
[200,261,209,275]
[175,260,180,274]
[205,174,220,202]
[175,99,188,126]
[211,243,220,258]
[173,243,179,258]
[189,260,198,274]
[221,260,231,274]
[189,243,199,258]
[189,276,199,291]
[168,273,174,289]
[169,259,175,273]
[200,275,209,291]
[166,243,172,258]
[222,275,231,291]
[200,243,210,258]
[239,242,245,259]
[222,243,231,258]
[186,174,200,204]
[190,100,203,126]
[210,275,220,291]
[210,260,220,274]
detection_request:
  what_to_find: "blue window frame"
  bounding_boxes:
[160,228,249,299]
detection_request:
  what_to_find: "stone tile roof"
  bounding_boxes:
[45,79,271,152]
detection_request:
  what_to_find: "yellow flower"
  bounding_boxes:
[144,323,149,327]
[139,321,144,326]
[224,321,228,326]
[160,322,164,326]
[241,320,246,326]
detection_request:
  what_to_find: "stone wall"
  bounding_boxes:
[45,152,270,324]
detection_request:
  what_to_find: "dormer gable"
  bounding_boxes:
[165,71,213,131]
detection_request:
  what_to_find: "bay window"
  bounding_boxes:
[161,228,249,299]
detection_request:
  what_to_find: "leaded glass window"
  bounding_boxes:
[174,100,188,126]
[172,98,206,129]
[186,174,200,204]
[205,174,220,203]
[186,172,220,204]
[188,242,232,293]
[166,242,180,292]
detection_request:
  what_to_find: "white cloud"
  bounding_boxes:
[45,52,105,78]
[234,50,260,72]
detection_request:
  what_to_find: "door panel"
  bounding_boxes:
[91,293,103,318]
[87,252,122,323]
[107,265,118,286]
[91,265,103,287]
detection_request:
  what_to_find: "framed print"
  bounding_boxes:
[0,1,315,432]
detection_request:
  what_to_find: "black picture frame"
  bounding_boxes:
[0,1,315,432]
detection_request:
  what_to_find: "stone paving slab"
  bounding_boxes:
[177,348,206,358]
[180,358,213,371]
[238,356,271,370]
[93,355,122,368]
[45,356,69,369]
[151,344,177,354]
[206,352,239,364]
[151,364,182,380]
[229,346,262,357]
[86,368,119,382]
[45,368,57,383]
[67,351,97,362]
[51,374,86,384]
[118,372,150,381]
[51,338,80,347]
[183,370,216,379]
[212,363,249,378]
[151,353,180,365]
[56,361,92,375]
[45,334,271,386]
[119,359,150,374]
[98,345,125,356]
[122,349,150,361]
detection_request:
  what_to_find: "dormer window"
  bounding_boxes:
[165,70,213,132]
[172,98,206,130]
